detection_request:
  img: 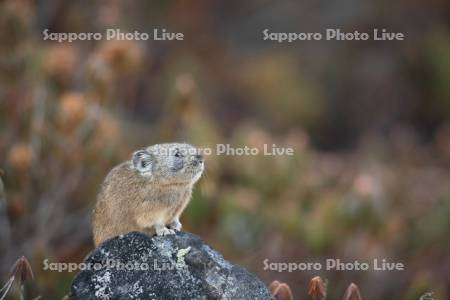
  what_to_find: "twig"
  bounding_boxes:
[0,276,15,300]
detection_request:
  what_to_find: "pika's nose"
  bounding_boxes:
[195,154,203,163]
[191,154,203,167]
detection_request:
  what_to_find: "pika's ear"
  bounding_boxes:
[132,150,153,174]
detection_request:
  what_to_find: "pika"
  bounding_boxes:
[92,143,204,246]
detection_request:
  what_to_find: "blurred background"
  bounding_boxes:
[0,0,449,299]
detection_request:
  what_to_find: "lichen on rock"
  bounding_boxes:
[69,231,273,300]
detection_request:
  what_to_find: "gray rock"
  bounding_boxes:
[69,231,273,300]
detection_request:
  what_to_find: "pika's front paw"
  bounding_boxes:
[168,220,182,232]
[155,225,176,236]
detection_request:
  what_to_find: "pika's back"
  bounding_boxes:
[99,162,147,198]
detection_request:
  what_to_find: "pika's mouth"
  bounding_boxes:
[186,166,203,175]
[158,165,203,186]
[188,163,204,181]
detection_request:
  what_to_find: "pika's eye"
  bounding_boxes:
[174,150,183,158]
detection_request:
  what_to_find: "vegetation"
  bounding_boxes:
[0,0,449,299]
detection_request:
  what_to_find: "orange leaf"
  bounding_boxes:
[308,276,327,300]
[270,280,294,300]
[342,283,362,300]
[9,256,34,284]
